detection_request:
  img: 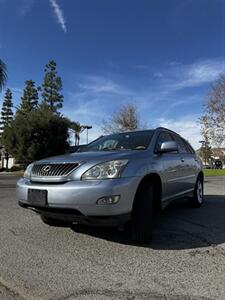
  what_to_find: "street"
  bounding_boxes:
[0,174,225,300]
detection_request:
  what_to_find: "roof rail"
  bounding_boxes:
[156,127,177,133]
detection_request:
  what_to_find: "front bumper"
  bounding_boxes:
[16,177,140,217]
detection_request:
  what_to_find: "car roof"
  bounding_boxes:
[103,127,184,140]
[113,127,177,136]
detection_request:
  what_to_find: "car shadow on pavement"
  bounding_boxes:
[71,195,225,250]
[151,194,225,250]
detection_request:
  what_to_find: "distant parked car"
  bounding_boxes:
[17,127,203,243]
[214,160,223,169]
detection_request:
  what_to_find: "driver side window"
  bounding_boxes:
[99,139,118,150]
[155,132,174,152]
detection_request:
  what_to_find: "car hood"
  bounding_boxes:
[36,150,138,165]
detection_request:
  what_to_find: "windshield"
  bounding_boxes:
[82,130,154,152]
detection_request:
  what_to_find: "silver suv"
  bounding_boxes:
[17,127,204,243]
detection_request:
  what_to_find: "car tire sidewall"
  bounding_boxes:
[191,176,204,207]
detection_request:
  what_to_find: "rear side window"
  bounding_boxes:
[186,141,195,154]
[173,135,194,154]
[155,132,174,152]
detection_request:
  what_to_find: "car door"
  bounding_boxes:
[154,131,183,202]
[172,134,197,193]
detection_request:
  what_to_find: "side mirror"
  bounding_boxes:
[158,141,178,153]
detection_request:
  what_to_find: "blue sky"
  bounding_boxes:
[0,0,225,148]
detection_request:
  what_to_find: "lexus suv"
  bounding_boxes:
[17,127,204,243]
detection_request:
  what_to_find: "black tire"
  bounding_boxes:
[190,176,204,208]
[131,181,154,244]
[40,215,71,227]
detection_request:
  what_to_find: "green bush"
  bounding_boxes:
[1,108,69,164]
[10,165,24,172]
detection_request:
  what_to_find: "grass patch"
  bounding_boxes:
[203,169,225,177]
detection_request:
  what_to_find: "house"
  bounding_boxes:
[196,147,225,168]
[0,146,15,170]
[211,148,225,160]
[0,127,15,170]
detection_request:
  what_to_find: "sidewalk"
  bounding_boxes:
[0,171,23,176]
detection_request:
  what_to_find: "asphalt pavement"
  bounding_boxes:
[0,174,225,300]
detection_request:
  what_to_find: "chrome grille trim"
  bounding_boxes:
[31,163,78,177]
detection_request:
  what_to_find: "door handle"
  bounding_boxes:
[180,158,185,162]
[168,169,176,173]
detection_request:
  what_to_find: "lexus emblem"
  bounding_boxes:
[42,165,51,173]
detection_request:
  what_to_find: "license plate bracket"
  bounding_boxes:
[28,189,48,206]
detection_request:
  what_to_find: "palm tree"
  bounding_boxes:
[70,122,85,146]
[0,59,7,91]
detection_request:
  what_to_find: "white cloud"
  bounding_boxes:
[162,58,225,90]
[19,0,34,17]
[11,87,23,94]
[64,97,105,145]
[49,0,67,33]
[63,71,205,146]
[64,95,106,121]
[77,75,132,95]
[156,94,201,119]
[63,76,134,136]
[157,115,201,149]
[134,65,150,71]
[153,71,163,78]
[64,57,225,146]
[63,76,136,143]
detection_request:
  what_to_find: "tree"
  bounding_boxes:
[102,103,140,134]
[198,140,212,166]
[0,88,14,170]
[18,80,39,114]
[70,122,85,146]
[42,60,63,112]
[2,107,69,164]
[0,59,7,91]
[200,75,225,147]
[0,89,14,131]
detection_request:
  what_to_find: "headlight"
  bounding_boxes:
[24,163,34,179]
[82,160,128,180]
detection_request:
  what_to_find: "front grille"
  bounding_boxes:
[31,163,78,177]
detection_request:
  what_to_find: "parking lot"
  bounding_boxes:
[0,174,225,300]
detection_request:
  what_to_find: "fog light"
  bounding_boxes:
[96,195,120,205]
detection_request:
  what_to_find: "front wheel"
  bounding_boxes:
[190,176,204,207]
[131,182,154,244]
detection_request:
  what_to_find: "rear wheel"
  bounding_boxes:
[131,181,154,244]
[40,215,71,227]
[190,176,204,207]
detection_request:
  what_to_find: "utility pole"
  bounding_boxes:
[84,125,92,144]
[70,125,92,145]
